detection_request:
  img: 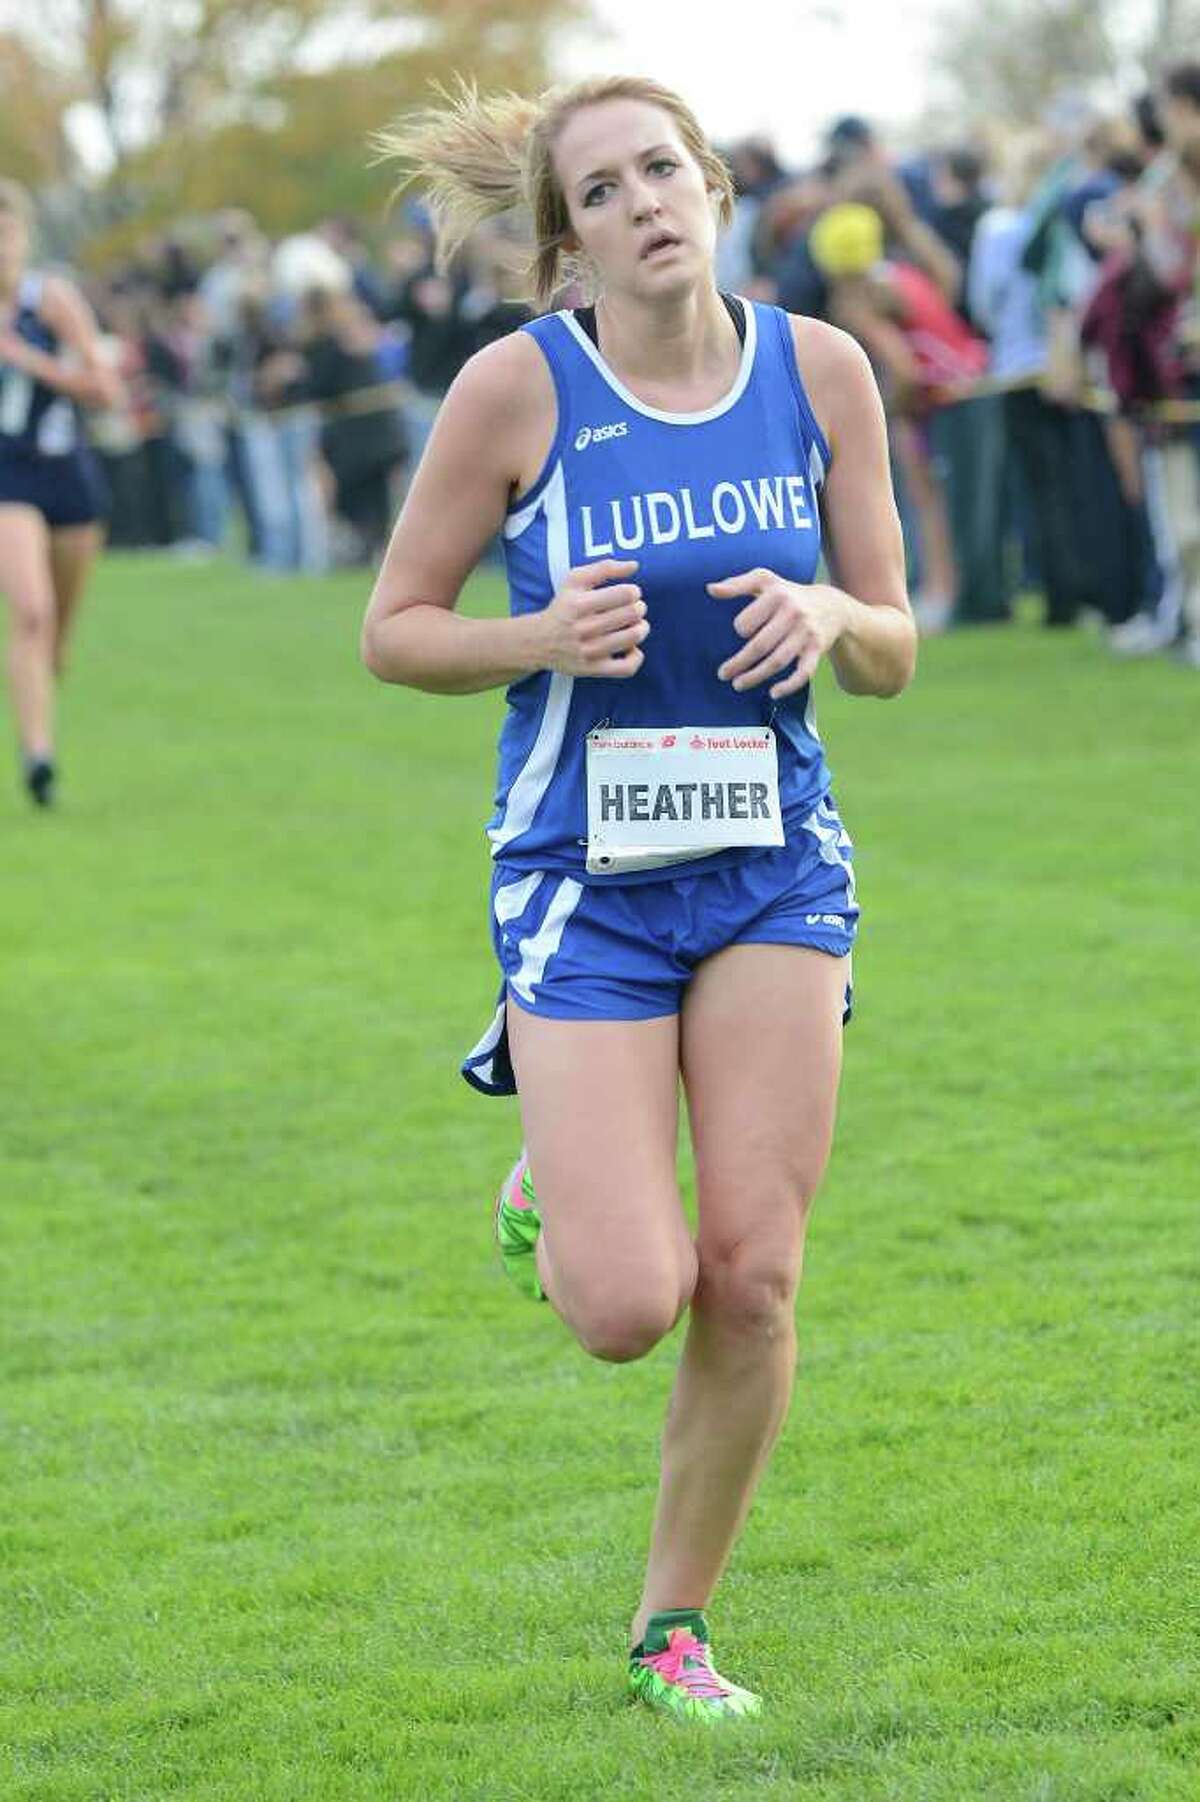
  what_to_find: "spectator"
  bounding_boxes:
[812,201,1001,632]
[822,115,963,304]
[1081,75,1189,663]
[969,132,1097,626]
[927,146,991,320]
[89,288,166,548]
[758,168,833,317]
[149,290,233,554]
[457,224,533,356]
[385,247,477,475]
[317,214,390,320]
[717,136,788,294]
[239,291,328,574]
[291,288,407,565]
[1098,62,1200,659]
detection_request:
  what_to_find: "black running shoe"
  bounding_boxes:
[24,757,56,808]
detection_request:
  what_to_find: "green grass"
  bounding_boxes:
[2,554,1197,1800]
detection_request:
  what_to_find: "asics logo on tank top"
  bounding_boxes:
[580,472,814,557]
[574,421,629,450]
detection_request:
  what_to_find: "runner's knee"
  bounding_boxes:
[572,1278,688,1364]
[696,1235,803,1342]
[7,589,53,639]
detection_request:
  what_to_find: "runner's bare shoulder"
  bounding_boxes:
[784,314,878,451]
[434,328,557,498]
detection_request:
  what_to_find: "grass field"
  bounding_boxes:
[2,553,1197,1800]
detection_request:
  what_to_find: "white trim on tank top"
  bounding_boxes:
[556,297,757,425]
[488,460,576,854]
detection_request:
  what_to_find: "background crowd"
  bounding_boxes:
[85,211,531,572]
[66,61,1200,664]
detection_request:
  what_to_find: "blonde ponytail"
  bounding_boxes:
[372,77,539,277]
[374,73,736,313]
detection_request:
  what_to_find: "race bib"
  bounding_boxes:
[585,726,783,876]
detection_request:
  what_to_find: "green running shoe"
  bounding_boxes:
[628,1610,761,1723]
[493,1151,544,1301]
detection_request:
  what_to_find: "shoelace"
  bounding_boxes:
[638,1628,731,1700]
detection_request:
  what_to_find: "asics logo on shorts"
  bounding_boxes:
[575,421,629,451]
[806,913,846,928]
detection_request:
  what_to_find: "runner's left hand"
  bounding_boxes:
[707,570,849,699]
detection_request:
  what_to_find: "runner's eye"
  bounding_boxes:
[582,182,613,207]
[648,159,679,177]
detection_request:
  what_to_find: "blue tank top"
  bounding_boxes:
[0,273,80,459]
[488,299,833,883]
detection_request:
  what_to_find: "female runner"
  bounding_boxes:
[363,77,915,1722]
[0,179,119,806]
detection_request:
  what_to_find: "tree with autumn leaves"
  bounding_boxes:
[0,0,590,261]
[6,0,1199,265]
[927,0,1200,125]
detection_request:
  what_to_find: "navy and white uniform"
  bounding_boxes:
[0,273,104,528]
[464,298,857,1095]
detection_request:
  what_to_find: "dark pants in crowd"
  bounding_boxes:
[227,427,264,561]
[1003,390,1094,626]
[96,437,186,547]
[323,403,407,564]
[929,394,1010,623]
[337,465,399,561]
[1068,410,1154,627]
[96,450,144,547]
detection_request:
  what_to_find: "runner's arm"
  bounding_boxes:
[361,334,552,694]
[791,317,916,698]
[4,278,124,411]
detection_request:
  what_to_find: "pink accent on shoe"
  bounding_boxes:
[638,1630,731,1701]
[503,1153,535,1212]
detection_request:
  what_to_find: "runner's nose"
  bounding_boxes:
[629,180,661,224]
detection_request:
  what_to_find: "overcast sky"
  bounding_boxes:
[555,0,945,163]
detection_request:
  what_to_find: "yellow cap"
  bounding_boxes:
[809,203,884,277]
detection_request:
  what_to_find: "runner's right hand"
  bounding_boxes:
[534,559,648,678]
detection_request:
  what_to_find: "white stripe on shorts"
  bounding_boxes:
[494,870,545,925]
[801,801,856,907]
[510,876,584,1005]
[462,999,506,1087]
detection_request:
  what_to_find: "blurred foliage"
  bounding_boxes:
[929,0,1200,123]
[0,0,592,266]
[0,32,78,188]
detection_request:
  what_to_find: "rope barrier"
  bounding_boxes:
[94,353,1200,447]
[930,369,1200,423]
[164,367,1200,431]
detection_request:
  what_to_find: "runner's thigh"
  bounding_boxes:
[49,521,103,610]
[506,1005,695,1332]
[681,943,846,1274]
[0,505,54,619]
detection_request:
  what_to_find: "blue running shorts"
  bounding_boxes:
[0,449,106,529]
[462,794,857,1096]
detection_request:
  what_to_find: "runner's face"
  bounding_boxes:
[554,99,717,298]
[0,213,29,294]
